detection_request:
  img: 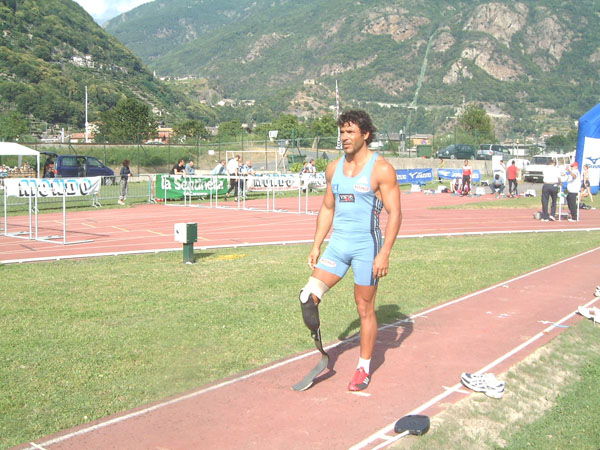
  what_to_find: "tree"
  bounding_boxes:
[174,119,209,143]
[458,104,495,143]
[310,114,337,137]
[0,111,29,141]
[250,122,273,140]
[272,114,309,140]
[97,98,156,144]
[546,129,578,152]
[217,119,243,140]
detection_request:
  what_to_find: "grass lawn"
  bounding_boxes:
[2,230,600,448]
[394,317,600,450]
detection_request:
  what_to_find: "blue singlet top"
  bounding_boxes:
[331,152,383,236]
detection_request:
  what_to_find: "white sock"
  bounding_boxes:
[357,358,371,374]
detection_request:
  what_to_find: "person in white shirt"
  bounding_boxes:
[225,155,241,200]
[565,161,581,221]
[541,160,561,221]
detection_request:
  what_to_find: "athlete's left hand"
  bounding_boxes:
[373,253,389,278]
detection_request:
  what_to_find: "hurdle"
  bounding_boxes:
[2,177,98,245]
[157,172,325,215]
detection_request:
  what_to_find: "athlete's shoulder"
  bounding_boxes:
[325,158,340,180]
[373,155,397,180]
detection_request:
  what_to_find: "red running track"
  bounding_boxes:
[15,247,600,450]
[2,192,600,263]
[5,192,600,449]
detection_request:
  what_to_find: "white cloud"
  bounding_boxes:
[74,0,109,17]
[74,0,154,23]
[116,0,153,13]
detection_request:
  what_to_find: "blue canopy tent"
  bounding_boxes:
[575,103,600,194]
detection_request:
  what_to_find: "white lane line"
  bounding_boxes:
[349,296,600,450]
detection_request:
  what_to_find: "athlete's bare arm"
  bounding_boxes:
[308,160,338,269]
[372,157,402,278]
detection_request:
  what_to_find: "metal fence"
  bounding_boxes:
[11,139,348,174]
[0,175,155,214]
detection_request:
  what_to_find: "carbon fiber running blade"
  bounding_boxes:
[292,354,329,391]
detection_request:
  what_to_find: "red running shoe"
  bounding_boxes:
[348,367,370,391]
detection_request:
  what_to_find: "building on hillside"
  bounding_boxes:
[217,99,236,107]
[71,55,94,69]
[158,127,174,143]
[70,132,87,143]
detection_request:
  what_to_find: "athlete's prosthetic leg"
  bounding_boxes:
[299,277,330,343]
[293,277,330,391]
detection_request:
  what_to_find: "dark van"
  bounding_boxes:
[42,152,115,184]
[438,144,476,160]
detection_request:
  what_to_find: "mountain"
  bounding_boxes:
[105,0,600,137]
[0,0,213,134]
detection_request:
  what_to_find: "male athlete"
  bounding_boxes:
[299,110,402,391]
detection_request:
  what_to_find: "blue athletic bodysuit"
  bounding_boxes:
[316,152,383,286]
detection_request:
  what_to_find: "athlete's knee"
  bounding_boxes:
[299,276,329,304]
[299,277,330,333]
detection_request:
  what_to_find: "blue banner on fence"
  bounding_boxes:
[395,168,434,184]
[437,168,481,182]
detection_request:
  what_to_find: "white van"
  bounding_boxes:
[522,153,572,182]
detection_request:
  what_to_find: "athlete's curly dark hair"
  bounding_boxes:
[337,110,377,145]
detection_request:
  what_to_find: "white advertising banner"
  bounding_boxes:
[583,136,600,191]
[246,173,326,191]
[4,177,102,198]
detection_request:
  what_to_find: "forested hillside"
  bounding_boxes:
[0,0,213,136]
[106,0,600,136]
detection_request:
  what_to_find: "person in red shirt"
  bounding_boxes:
[506,160,519,197]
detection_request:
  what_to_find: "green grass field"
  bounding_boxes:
[2,230,600,448]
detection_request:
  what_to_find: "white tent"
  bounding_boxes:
[0,142,40,177]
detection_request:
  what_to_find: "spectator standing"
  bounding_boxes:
[239,160,255,199]
[211,160,226,175]
[118,160,131,205]
[437,158,445,182]
[309,159,317,173]
[243,161,255,175]
[506,160,519,197]
[225,155,241,200]
[580,164,594,203]
[171,159,185,175]
[461,160,472,195]
[499,160,507,180]
[185,160,195,175]
[540,159,561,221]
[565,162,581,221]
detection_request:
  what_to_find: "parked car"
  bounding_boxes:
[476,144,512,160]
[522,153,572,182]
[42,152,115,184]
[438,144,476,160]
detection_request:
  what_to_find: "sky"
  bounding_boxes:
[73,0,154,25]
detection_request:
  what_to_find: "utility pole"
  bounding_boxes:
[335,80,342,150]
[84,86,89,143]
